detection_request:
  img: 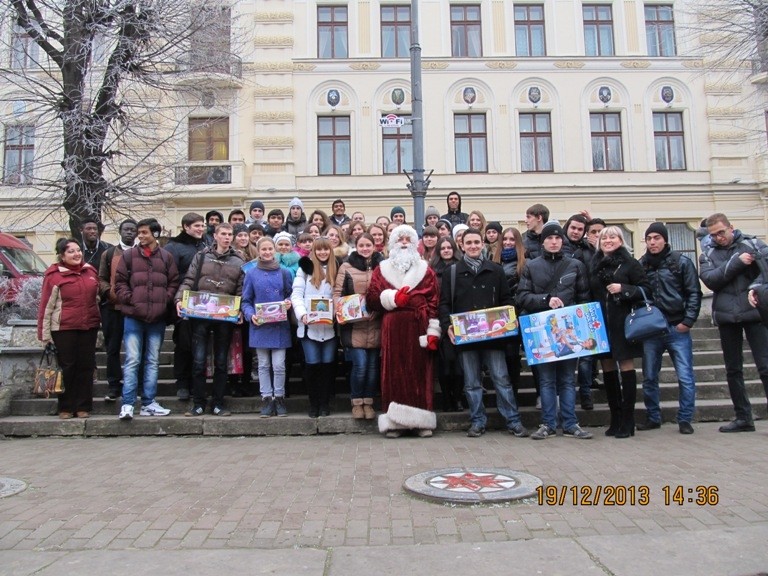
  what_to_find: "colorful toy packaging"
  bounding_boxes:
[335,294,370,325]
[179,291,241,323]
[307,297,333,325]
[251,300,289,325]
[519,302,610,366]
[450,305,518,345]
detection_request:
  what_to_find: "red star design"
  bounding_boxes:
[434,473,510,492]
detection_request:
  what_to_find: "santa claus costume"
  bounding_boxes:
[367,225,441,433]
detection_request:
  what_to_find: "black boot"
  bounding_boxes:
[319,363,334,416]
[305,363,320,418]
[603,370,622,436]
[615,370,637,439]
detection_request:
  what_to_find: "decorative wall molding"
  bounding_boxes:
[293,63,317,71]
[485,61,517,69]
[254,36,294,46]
[248,62,293,72]
[620,60,651,69]
[254,11,293,22]
[253,111,294,122]
[554,61,585,69]
[349,62,381,71]
[253,136,294,147]
[709,131,745,141]
[422,61,450,70]
[707,107,744,117]
[704,83,742,94]
[254,86,294,97]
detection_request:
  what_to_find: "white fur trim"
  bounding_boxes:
[378,413,409,433]
[386,402,437,430]
[379,259,428,291]
[388,225,419,251]
[380,288,398,311]
[419,335,428,348]
[426,318,441,338]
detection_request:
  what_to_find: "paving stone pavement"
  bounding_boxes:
[1,422,768,574]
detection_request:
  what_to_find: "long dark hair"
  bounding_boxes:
[430,236,461,269]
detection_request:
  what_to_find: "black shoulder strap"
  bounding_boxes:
[450,264,457,310]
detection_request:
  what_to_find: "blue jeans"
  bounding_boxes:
[257,348,287,397]
[459,348,522,429]
[191,319,234,408]
[301,337,337,364]
[537,359,578,431]
[642,326,696,424]
[717,322,768,422]
[122,317,165,406]
[347,347,380,399]
[577,356,592,399]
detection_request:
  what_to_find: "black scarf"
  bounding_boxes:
[593,246,631,286]
[643,245,671,270]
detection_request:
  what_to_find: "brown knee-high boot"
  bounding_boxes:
[603,370,622,436]
[615,370,637,439]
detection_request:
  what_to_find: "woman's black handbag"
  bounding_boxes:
[624,287,669,342]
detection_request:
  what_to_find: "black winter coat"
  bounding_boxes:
[438,259,513,351]
[165,232,205,278]
[589,246,650,361]
[516,251,590,314]
[639,248,701,328]
[699,230,768,325]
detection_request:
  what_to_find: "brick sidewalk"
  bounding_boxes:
[1,422,767,552]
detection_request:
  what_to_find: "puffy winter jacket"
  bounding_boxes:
[516,251,590,314]
[175,246,244,301]
[291,256,336,342]
[165,232,205,278]
[639,249,701,327]
[115,245,179,324]
[699,230,768,325]
[38,263,101,341]
[333,251,384,349]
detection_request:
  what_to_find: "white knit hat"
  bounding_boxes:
[288,197,304,210]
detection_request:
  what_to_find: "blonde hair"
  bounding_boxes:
[309,237,338,289]
[596,226,627,255]
[501,227,526,274]
[468,210,487,234]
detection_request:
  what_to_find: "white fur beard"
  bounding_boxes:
[389,246,421,273]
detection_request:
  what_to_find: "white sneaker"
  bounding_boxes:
[139,401,171,416]
[119,404,134,420]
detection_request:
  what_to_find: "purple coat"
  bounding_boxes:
[242,266,293,349]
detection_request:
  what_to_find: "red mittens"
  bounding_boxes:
[427,335,439,351]
[394,286,410,307]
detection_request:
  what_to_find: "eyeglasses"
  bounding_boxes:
[709,229,730,239]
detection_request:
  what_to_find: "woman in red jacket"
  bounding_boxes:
[38,238,101,419]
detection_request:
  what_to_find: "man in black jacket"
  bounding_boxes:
[638,223,701,434]
[700,213,768,432]
[517,221,593,440]
[523,203,548,260]
[440,191,468,226]
[439,229,528,438]
[164,213,206,400]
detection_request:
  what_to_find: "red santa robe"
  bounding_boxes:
[366,258,441,413]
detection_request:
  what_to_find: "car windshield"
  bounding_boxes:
[0,247,47,275]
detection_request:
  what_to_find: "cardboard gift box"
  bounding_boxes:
[335,294,370,325]
[180,290,241,323]
[307,297,333,325]
[450,305,518,346]
[519,302,610,366]
[251,300,288,325]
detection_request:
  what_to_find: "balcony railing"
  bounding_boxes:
[174,164,232,185]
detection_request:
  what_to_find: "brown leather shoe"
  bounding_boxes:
[58,412,74,419]
[76,411,90,419]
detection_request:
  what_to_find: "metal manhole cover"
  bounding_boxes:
[0,477,27,498]
[403,467,542,504]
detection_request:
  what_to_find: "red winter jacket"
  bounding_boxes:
[37,263,101,341]
[114,245,179,323]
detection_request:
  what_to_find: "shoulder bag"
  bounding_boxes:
[32,343,64,398]
[624,287,668,342]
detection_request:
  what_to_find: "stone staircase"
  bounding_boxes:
[0,323,765,437]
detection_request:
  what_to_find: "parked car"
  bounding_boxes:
[0,233,48,305]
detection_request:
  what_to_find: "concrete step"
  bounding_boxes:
[1,398,764,438]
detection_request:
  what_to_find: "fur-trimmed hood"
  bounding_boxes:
[347,250,384,272]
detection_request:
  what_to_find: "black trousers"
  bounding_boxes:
[52,329,98,414]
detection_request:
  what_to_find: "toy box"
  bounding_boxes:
[251,300,288,325]
[307,297,333,325]
[335,294,370,325]
[519,302,610,366]
[180,291,241,323]
[450,305,518,346]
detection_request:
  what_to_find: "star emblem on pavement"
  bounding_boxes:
[428,472,517,493]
